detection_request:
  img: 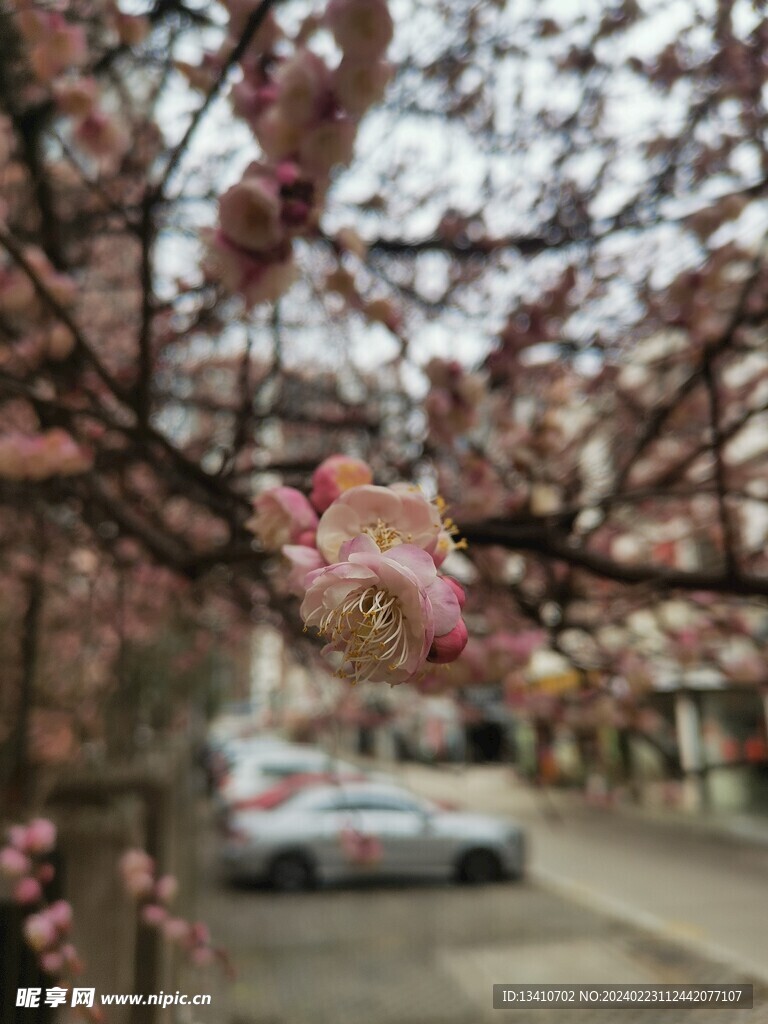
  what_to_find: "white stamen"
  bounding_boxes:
[317,585,409,683]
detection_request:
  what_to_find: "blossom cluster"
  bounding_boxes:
[247,454,469,685]
[0,819,84,979]
[423,357,485,444]
[118,849,222,969]
[0,428,92,480]
[204,0,393,306]
[9,1,142,162]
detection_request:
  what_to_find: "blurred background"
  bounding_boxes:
[2,0,768,1020]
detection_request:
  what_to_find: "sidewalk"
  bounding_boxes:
[382,762,768,987]
[392,761,768,847]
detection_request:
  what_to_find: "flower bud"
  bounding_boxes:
[428,619,469,664]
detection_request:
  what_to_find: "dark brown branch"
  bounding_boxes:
[152,0,282,198]
[462,518,768,598]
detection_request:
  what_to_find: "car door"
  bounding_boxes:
[350,794,442,878]
[287,790,399,881]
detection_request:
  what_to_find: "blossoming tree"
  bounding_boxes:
[1,0,768,781]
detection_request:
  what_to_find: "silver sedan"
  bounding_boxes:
[220,781,525,890]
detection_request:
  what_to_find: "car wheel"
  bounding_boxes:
[268,852,315,892]
[457,848,502,885]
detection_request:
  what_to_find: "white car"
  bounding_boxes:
[217,745,364,809]
[220,781,525,890]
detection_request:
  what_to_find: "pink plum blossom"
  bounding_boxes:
[61,943,84,973]
[332,58,392,116]
[315,483,441,563]
[203,228,297,306]
[190,946,215,967]
[114,12,150,46]
[24,818,57,854]
[74,110,129,160]
[155,874,178,905]
[310,454,374,512]
[282,544,326,596]
[14,877,43,904]
[218,169,283,253]
[15,8,47,42]
[190,921,211,945]
[298,117,357,175]
[272,50,330,127]
[119,848,156,898]
[0,269,36,313]
[0,846,31,878]
[163,917,191,944]
[254,105,304,161]
[326,0,394,59]
[40,951,64,974]
[141,904,168,927]
[23,913,57,951]
[52,77,97,117]
[247,486,318,551]
[36,863,55,885]
[123,871,155,898]
[47,900,73,932]
[301,535,462,684]
[231,79,280,127]
[45,323,76,361]
[28,17,87,81]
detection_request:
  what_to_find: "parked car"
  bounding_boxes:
[227,771,370,814]
[215,745,365,811]
[220,781,525,890]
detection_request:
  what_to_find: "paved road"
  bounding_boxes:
[392,764,768,985]
[183,793,767,1024]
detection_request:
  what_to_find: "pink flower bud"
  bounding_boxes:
[40,951,64,975]
[310,454,373,513]
[440,576,466,608]
[36,863,56,885]
[47,900,73,932]
[13,877,43,905]
[246,486,318,551]
[0,846,32,878]
[428,619,469,664]
[190,921,210,946]
[25,818,57,854]
[190,946,215,967]
[8,825,28,850]
[162,917,191,944]
[155,874,178,905]
[23,913,57,951]
[124,871,155,899]
[61,943,83,972]
[141,904,167,927]
[118,848,154,879]
[276,161,300,186]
